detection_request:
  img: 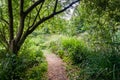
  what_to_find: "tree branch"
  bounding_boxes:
[15,0,25,43]
[0,18,9,25]
[24,0,45,16]
[55,0,80,14]
[8,0,14,43]
[53,0,58,13]
[31,2,44,27]
[18,28,30,47]
[29,0,80,33]
[18,0,80,47]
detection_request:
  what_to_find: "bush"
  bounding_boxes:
[0,39,47,80]
[78,49,120,80]
[61,37,89,64]
[25,62,47,80]
[48,36,89,64]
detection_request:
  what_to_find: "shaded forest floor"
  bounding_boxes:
[43,50,68,80]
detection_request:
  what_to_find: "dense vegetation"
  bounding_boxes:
[44,0,120,80]
[0,34,47,80]
[0,0,120,80]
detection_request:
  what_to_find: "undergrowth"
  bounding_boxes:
[48,35,120,80]
[0,37,47,80]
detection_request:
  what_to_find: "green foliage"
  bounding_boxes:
[48,36,89,64]
[25,62,47,80]
[1,0,119,79]
[0,54,21,80]
[61,37,88,64]
[40,17,68,34]
[78,0,120,47]
[47,34,120,80]
[40,1,120,79]
[49,41,59,53]
[78,50,120,80]
[0,39,47,80]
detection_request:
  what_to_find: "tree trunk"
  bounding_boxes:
[9,40,19,55]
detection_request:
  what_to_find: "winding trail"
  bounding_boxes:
[44,50,68,80]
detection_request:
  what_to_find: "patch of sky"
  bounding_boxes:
[59,0,79,20]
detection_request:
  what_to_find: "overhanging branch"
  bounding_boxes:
[31,1,44,27]
[18,0,80,47]
[29,0,80,32]
[24,0,45,16]
[56,0,80,14]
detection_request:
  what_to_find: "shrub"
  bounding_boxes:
[61,37,88,64]
[0,39,47,80]
[79,50,120,80]
[25,62,47,80]
[48,36,89,64]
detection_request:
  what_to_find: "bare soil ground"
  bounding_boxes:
[44,52,68,80]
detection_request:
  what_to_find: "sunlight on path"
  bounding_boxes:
[43,50,68,80]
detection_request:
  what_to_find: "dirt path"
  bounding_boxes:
[44,51,68,80]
